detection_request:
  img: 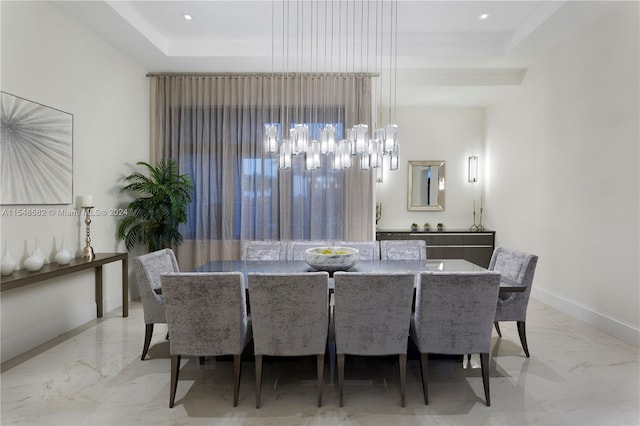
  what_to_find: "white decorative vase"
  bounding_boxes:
[1,241,16,275]
[24,238,45,272]
[54,237,72,265]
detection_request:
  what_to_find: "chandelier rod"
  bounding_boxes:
[393,0,399,123]
[270,0,275,125]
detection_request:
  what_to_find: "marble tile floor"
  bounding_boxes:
[1,299,639,426]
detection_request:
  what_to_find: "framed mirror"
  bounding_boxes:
[407,161,445,211]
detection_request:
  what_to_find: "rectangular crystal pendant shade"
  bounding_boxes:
[292,124,308,155]
[342,140,353,168]
[346,128,356,154]
[279,139,292,169]
[389,145,399,170]
[354,124,368,154]
[384,124,398,153]
[306,140,321,170]
[289,127,298,154]
[320,128,329,154]
[320,125,337,155]
[333,140,352,170]
[360,150,371,170]
[369,139,382,168]
[332,150,342,170]
[265,125,279,153]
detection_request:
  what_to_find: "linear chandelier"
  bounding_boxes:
[264,0,400,176]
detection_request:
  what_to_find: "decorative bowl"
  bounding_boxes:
[304,247,359,273]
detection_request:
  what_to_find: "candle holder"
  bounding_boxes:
[470,198,485,231]
[477,207,485,232]
[469,209,480,231]
[82,206,95,259]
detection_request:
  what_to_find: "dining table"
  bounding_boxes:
[191,258,520,371]
[193,258,525,294]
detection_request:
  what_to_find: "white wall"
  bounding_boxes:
[485,2,639,345]
[376,107,485,231]
[1,1,149,362]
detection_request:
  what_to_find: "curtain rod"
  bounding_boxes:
[146,72,380,78]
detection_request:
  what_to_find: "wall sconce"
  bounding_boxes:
[468,156,479,182]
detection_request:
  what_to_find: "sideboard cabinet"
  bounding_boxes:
[376,229,495,268]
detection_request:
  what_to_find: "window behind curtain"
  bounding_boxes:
[150,75,374,268]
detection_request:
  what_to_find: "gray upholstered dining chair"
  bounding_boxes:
[380,239,427,260]
[161,272,252,408]
[489,247,539,357]
[333,272,415,407]
[286,240,334,260]
[240,240,287,261]
[247,272,329,408]
[133,248,179,360]
[410,271,500,406]
[334,241,380,260]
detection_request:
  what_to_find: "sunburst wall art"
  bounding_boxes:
[1,92,73,205]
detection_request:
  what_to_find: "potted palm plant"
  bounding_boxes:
[117,159,193,252]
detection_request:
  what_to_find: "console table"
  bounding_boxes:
[376,230,495,268]
[0,253,128,318]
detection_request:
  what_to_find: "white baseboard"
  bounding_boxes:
[532,287,640,348]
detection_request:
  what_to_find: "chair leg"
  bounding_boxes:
[420,353,429,405]
[141,324,154,360]
[316,354,325,407]
[169,355,181,408]
[233,354,242,407]
[399,354,407,408]
[328,340,336,386]
[337,353,345,407]
[480,353,490,406]
[517,321,530,357]
[494,321,502,338]
[255,355,263,409]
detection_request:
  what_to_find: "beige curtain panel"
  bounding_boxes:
[150,74,374,269]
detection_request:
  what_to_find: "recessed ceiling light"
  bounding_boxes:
[183,14,192,21]
[479,13,490,20]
